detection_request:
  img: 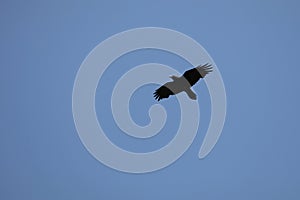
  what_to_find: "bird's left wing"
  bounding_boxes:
[153,85,174,101]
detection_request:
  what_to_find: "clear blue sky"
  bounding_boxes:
[1,0,299,199]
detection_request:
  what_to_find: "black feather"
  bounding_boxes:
[153,86,174,101]
[183,63,212,86]
[183,69,201,86]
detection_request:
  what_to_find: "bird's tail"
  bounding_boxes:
[185,88,197,100]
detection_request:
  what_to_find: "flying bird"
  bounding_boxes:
[153,63,212,101]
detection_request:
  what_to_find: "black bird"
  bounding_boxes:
[153,63,212,101]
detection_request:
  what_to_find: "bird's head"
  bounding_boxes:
[169,75,179,81]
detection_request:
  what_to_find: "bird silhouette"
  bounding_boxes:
[153,63,212,101]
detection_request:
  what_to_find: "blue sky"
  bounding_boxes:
[1,0,300,199]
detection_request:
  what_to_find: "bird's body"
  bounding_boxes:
[153,63,212,101]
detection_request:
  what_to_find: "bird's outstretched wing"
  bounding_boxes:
[182,63,213,86]
[153,85,174,101]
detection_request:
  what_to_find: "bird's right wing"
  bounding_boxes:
[153,85,174,101]
[195,63,213,78]
[183,63,213,86]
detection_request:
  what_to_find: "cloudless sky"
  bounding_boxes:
[1,0,300,199]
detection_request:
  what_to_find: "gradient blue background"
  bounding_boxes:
[1,0,299,199]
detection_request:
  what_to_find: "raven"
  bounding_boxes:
[153,63,212,101]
